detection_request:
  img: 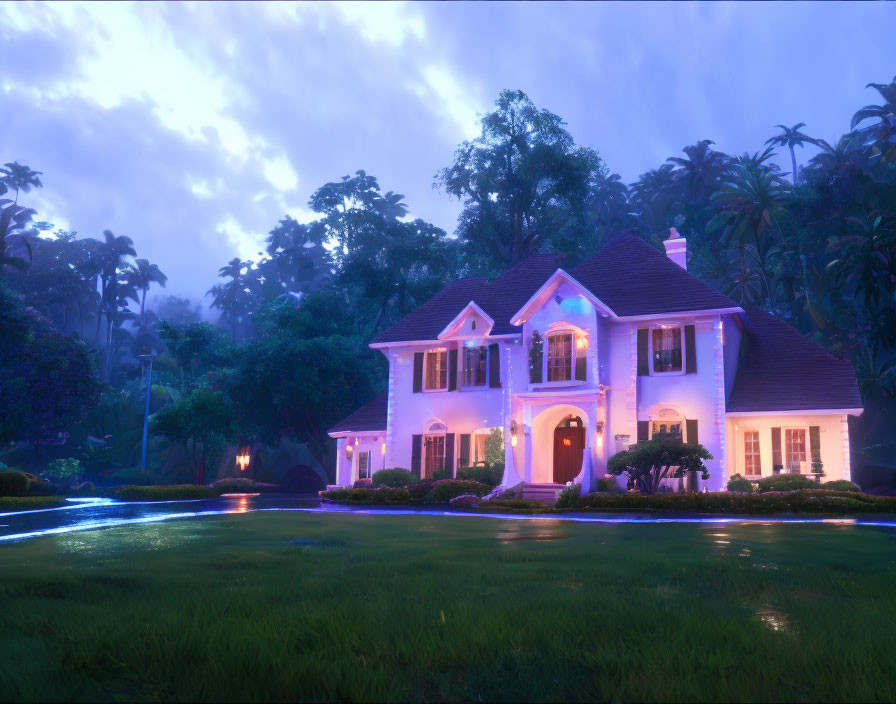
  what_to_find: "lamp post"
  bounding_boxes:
[137,352,156,472]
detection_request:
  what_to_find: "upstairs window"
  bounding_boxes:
[462,346,487,387]
[652,326,682,373]
[547,333,573,382]
[424,349,448,391]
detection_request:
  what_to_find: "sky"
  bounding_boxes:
[1,1,894,305]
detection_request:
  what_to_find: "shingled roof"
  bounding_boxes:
[727,307,862,413]
[371,253,566,344]
[372,234,740,344]
[329,393,387,434]
[570,234,739,316]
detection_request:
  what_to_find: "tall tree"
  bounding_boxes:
[851,75,896,166]
[765,123,813,183]
[0,162,43,204]
[436,89,603,271]
[128,258,168,327]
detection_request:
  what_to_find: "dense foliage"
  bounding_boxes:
[2,77,896,486]
[608,440,713,494]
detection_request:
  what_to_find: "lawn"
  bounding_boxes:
[2,513,896,702]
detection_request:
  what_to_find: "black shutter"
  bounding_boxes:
[411,434,422,477]
[809,426,821,464]
[459,434,471,468]
[637,329,649,376]
[448,347,458,391]
[684,325,697,374]
[686,419,698,445]
[445,433,455,476]
[575,343,587,381]
[771,427,782,472]
[413,353,424,393]
[637,421,649,443]
[488,343,501,387]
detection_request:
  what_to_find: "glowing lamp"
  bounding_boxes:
[562,437,571,447]
[511,435,518,447]
[509,419,519,448]
[236,449,250,472]
[576,335,588,351]
[381,442,386,456]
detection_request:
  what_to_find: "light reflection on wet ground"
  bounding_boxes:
[2,495,896,543]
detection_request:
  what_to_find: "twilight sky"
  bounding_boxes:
[1,1,893,305]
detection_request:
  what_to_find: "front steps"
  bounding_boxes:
[519,483,566,504]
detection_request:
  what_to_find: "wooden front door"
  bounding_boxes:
[553,426,585,484]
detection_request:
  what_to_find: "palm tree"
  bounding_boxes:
[667,139,731,202]
[208,258,254,340]
[630,164,679,232]
[0,162,43,204]
[88,230,136,381]
[0,201,35,275]
[851,76,896,165]
[765,124,812,183]
[128,258,168,327]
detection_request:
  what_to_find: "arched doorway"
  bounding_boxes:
[553,415,585,483]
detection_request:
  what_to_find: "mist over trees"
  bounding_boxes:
[1,76,895,484]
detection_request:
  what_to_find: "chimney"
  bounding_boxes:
[662,227,687,270]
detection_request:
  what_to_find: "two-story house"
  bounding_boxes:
[329,230,863,492]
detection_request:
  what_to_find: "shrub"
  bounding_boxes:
[822,480,862,492]
[109,484,220,501]
[212,477,258,493]
[456,462,503,486]
[43,458,83,484]
[0,496,66,511]
[321,486,412,504]
[556,483,582,508]
[423,480,492,503]
[371,468,419,488]
[594,476,619,493]
[431,467,452,481]
[757,474,817,493]
[27,477,57,496]
[407,481,437,500]
[0,471,30,497]
[727,474,755,493]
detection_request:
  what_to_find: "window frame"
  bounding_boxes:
[423,348,449,392]
[743,429,761,477]
[423,433,446,479]
[461,344,489,389]
[784,427,808,473]
[649,323,685,376]
[546,331,574,383]
[357,450,372,480]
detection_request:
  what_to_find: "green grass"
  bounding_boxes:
[0,496,65,512]
[2,513,896,702]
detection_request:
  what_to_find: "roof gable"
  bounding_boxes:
[438,301,495,340]
[509,268,615,325]
[329,393,387,435]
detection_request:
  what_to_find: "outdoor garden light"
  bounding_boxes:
[236,449,250,472]
[381,442,386,455]
[510,420,519,446]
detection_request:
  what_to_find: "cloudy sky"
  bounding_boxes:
[1,1,893,304]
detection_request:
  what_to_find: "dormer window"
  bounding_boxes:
[424,349,448,390]
[547,332,574,382]
[652,325,682,373]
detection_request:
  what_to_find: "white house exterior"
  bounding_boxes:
[329,230,863,491]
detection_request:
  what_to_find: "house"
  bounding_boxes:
[328,230,863,492]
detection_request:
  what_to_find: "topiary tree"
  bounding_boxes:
[608,439,713,495]
[371,468,419,488]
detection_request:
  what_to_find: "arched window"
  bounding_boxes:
[423,421,447,479]
[650,408,683,443]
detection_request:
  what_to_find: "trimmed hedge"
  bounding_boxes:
[456,463,503,487]
[570,489,896,514]
[727,474,755,493]
[757,474,817,493]
[822,480,862,492]
[321,486,412,504]
[424,480,492,503]
[0,496,66,512]
[371,468,419,488]
[0,471,30,497]
[212,478,258,493]
[108,485,221,501]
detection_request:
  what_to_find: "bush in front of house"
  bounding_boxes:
[423,480,492,503]
[594,476,620,492]
[556,483,582,508]
[321,486,412,504]
[456,462,503,486]
[727,474,755,493]
[212,477,258,493]
[757,474,817,493]
[822,480,862,492]
[109,484,221,501]
[371,468,419,487]
[43,458,83,484]
[0,470,30,497]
